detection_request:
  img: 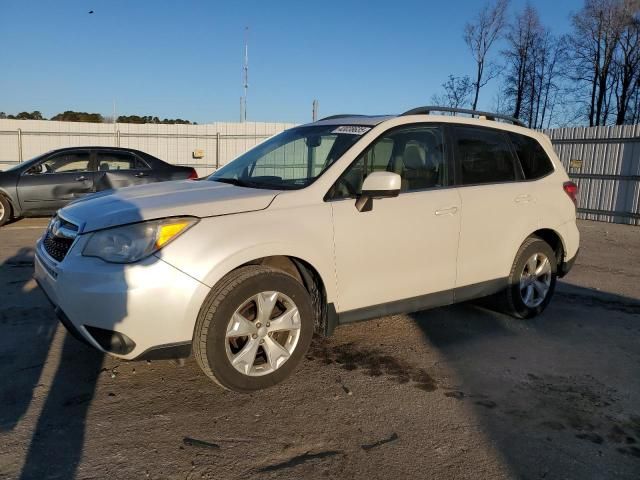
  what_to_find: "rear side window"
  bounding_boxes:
[97,151,149,171]
[454,127,518,185]
[508,133,554,180]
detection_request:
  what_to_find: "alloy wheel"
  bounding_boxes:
[225,291,301,376]
[519,252,552,308]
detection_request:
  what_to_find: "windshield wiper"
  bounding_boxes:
[212,177,258,188]
[212,177,301,190]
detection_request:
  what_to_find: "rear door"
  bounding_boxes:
[452,125,539,297]
[507,132,557,226]
[17,149,94,214]
[94,150,155,191]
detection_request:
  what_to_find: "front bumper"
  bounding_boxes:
[34,239,210,360]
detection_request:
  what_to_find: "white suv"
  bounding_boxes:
[34,107,580,392]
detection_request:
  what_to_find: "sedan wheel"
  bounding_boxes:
[0,196,10,227]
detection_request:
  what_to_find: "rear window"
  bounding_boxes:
[454,126,518,185]
[509,133,554,180]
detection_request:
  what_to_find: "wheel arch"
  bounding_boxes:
[242,255,333,336]
[528,228,566,269]
[0,188,18,218]
[202,250,337,337]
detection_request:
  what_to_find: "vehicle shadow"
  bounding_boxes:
[0,202,146,479]
[409,282,640,479]
[0,247,56,433]
[0,244,108,480]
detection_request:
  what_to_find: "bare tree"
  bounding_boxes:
[567,0,627,126]
[614,4,640,124]
[497,2,568,128]
[464,0,510,110]
[502,4,535,121]
[431,75,474,109]
[534,32,567,128]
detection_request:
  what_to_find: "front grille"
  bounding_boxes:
[42,215,78,262]
[43,230,74,262]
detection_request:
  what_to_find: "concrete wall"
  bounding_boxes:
[544,124,640,225]
[0,119,296,177]
[1,119,638,225]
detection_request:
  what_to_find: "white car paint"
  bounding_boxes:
[34,112,579,361]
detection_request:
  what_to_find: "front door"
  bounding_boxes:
[17,150,95,215]
[327,124,461,319]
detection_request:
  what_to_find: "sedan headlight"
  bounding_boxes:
[83,217,198,263]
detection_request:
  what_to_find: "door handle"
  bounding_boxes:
[435,206,458,216]
[134,172,148,178]
[75,175,88,182]
[515,194,532,203]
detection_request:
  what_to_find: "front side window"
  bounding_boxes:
[508,133,554,180]
[28,151,91,174]
[454,126,518,185]
[209,126,366,190]
[328,125,446,199]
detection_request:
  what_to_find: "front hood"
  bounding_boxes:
[60,180,278,232]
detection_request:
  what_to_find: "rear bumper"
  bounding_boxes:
[556,220,580,278]
[559,248,579,277]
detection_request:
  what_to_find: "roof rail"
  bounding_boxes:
[318,114,367,121]
[401,106,525,127]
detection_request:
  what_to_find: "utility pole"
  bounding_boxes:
[240,27,249,122]
[312,99,319,121]
[113,99,118,146]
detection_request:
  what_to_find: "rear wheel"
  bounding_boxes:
[193,265,314,392]
[494,237,557,319]
[0,196,11,227]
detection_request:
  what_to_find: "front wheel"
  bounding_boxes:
[193,265,314,392]
[494,237,557,319]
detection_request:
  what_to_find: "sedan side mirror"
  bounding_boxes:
[355,171,401,212]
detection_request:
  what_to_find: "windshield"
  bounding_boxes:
[3,152,51,172]
[208,125,368,190]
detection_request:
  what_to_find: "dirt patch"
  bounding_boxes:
[308,338,437,392]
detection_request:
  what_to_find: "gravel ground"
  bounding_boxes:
[0,218,638,480]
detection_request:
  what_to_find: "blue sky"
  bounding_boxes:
[1,0,583,124]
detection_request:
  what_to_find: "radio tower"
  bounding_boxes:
[240,27,249,122]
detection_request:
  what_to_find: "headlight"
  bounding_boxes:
[82,217,198,264]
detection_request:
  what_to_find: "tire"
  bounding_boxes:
[493,236,557,319]
[193,265,314,392]
[0,196,11,227]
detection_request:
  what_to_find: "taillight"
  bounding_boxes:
[563,181,578,207]
[187,168,198,180]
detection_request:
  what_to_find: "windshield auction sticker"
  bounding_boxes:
[332,126,371,135]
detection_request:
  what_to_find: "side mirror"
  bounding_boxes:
[355,171,401,212]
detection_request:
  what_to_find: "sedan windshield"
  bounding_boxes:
[209,125,368,190]
[2,152,50,172]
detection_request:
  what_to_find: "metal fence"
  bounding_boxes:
[0,119,295,177]
[544,124,640,226]
[0,120,638,225]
